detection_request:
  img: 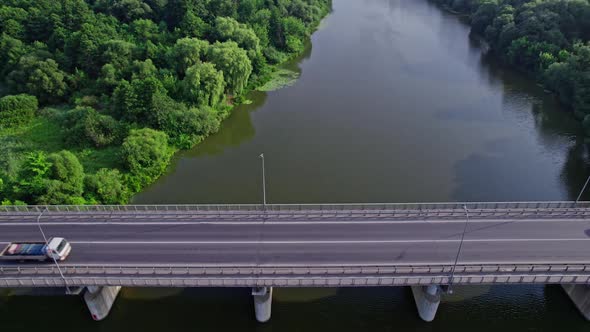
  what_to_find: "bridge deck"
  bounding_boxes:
[1,202,589,287]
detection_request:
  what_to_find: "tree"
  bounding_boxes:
[112,77,168,124]
[155,104,221,148]
[0,33,25,76]
[211,17,261,54]
[282,16,306,53]
[101,40,136,73]
[130,19,160,43]
[84,168,129,204]
[0,94,38,128]
[96,0,154,22]
[42,151,85,202]
[471,1,498,34]
[131,59,157,80]
[12,151,52,203]
[169,37,209,77]
[121,128,172,188]
[180,62,225,107]
[178,10,208,38]
[7,55,68,104]
[64,20,119,75]
[63,107,123,147]
[207,41,252,95]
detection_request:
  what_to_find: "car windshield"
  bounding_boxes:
[56,240,67,253]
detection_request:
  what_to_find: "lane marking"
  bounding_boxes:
[61,238,590,245]
[2,238,590,246]
[2,237,590,246]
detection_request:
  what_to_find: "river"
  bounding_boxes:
[2,0,590,330]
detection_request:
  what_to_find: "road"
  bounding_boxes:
[1,210,590,267]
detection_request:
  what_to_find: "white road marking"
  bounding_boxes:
[60,238,590,245]
[0,237,589,246]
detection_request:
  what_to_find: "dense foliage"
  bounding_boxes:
[431,0,590,131]
[0,94,38,128]
[0,0,331,205]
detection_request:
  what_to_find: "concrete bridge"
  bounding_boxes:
[1,202,590,322]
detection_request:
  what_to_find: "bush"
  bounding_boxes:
[63,107,123,147]
[155,104,221,149]
[121,128,173,188]
[0,94,38,128]
[84,168,129,204]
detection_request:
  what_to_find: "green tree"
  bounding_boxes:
[112,77,168,124]
[169,37,210,77]
[212,17,261,54]
[131,59,157,80]
[84,168,129,204]
[0,33,25,76]
[12,151,52,203]
[207,41,252,95]
[178,10,208,38]
[121,128,172,189]
[63,107,123,147]
[7,55,68,104]
[0,94,38,128]
[180,62,225,107]
[37,150,85,204]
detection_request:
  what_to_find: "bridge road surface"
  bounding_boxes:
[1,209,590,268]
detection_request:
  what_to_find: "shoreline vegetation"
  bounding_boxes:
[430,0,590,132]
[0,0,332,205]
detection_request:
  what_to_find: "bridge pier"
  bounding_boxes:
[252,287,272,323]
[562,284,590,321]
[83,286,121,321]
[411,285,441,322]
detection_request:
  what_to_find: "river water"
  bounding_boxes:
[2,0,590,330]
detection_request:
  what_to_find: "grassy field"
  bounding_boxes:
[0,106,122,179]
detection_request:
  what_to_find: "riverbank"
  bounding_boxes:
[428,0,590,133]
[0,2,332,205]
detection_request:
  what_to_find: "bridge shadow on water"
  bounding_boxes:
[0,286,588,331]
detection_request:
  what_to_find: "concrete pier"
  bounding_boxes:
[411,285,441,322]
[252,287,273,323]
[562,284,590,321]
[83,286,121,321]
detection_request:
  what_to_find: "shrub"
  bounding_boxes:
[0,94,38,128]
[63,107,123,147]
[121,128,172,188]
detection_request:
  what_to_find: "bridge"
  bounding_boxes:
[1,202,590,322]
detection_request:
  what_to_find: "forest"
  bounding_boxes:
[431,0,590,131]
[0,0,331,205]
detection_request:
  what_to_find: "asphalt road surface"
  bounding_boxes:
[1,212,589,267]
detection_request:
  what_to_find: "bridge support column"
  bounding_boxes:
[83,286,121,321]
[562,284,590,321]
[252,287,272,323]
[411,285,441,322]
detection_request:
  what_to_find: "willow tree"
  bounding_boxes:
[207,41,252,95]
[181,62,225,107]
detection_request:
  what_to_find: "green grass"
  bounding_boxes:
[77,146,123,173]
[0,106,122,177]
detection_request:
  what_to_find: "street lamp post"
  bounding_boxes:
[259,153,267,206]
[576,174,590,203]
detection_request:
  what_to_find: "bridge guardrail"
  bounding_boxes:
[2,201,590,214]
[1,263,589,287]
[3,202,590,223]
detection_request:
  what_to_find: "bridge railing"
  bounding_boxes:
[2,263,588,275]
[1,263,589,287]
[2,201,590,213]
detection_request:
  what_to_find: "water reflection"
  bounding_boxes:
[186,92,264,158]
